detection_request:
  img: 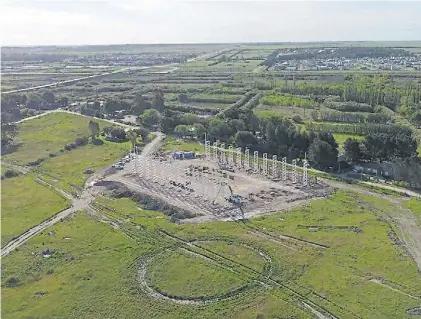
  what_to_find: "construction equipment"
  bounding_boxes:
[212,182,227,205]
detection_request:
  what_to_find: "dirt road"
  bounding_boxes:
[1,132,164,257]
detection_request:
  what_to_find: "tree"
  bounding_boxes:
[308,138,338,169]
[393,156,421,188]
[343,138,362,163]
[104,127,126,140]
[41,90,55,104]
[151,89,165,112]
[88,120,100,138]
[178,93,189,103]
[59,96,69,107]
[26,93,42,109]
[208,118,232,142]
[229,119,246,132]
[234,131,258,148]
[174,125,190,138]
[133,93,150,114]
[126,130,138,148]
[182,113,199,125]
[140,109,161,128]
[104,98,122,116]
[411,110,421,128]
[135,126,150,142]
[193,123,206,139]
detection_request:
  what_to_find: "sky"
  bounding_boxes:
[1,0,421,46]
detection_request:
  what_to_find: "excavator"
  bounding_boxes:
[212,183,246,219]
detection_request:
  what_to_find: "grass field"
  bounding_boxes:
[148,250,249,298]
[1,174,71,246]
[333,133,365,152]
[404,199,421,225]
[3,190,421,318]
[36,141,130,194]
[162,136,205,153]
[3,113,111,165]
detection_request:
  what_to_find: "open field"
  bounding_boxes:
[162,136,205,152]
[3,112,115,165]
[2,189,421,318]
[332,133,365,152]
[1,174,71,246]
[36,141,130,194]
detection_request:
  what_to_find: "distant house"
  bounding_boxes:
[173,151,196,160]
[352,163,394,178]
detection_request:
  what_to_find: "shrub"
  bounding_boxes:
[69,143,77,149]
[292,115,304,124]
[92,138,104,145]
[5,277,20,288]
[28,158,45,166]
[75,137,88,146]
[64,144,72,151]
[3,169,20,179]
[49,153,56,157]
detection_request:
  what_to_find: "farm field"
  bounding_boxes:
[2,190,421,318]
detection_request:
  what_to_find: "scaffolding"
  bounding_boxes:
[303,159,308,187]
[220,143,226,164]
[292,159,297,184]
[282,157,287,182]
[205,140,210,160]
[263,153,268,175]
[245,148,250,169]
[253,151,259,173]
[236,147,242,168]
[212,142,218,162]
[228,145,234,166]
[272,155,277,178]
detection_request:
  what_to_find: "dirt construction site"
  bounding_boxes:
[101,145,332,223]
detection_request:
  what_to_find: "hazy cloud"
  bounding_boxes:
[1,1,420,45]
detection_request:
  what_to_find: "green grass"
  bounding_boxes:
[162,136,205,153]
[198,241,266,272]
[36,141,130,193]
[3,181,421,317]
[3,112,111,165]
[404,199,421,224]
[333,133,365,152]
[1,175,71,246]
[148,250,248,298]
[261,94,317,108]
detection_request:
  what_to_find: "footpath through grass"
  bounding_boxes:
[1,174,71,246]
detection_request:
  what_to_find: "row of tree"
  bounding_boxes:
[343,133,418,163]
[311,110,393,124]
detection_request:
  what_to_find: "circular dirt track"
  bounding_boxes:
[139,239,272,304]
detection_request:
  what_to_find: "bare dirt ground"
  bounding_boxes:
[102,153,331,223]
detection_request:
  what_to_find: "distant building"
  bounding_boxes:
[173,151,196,160]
